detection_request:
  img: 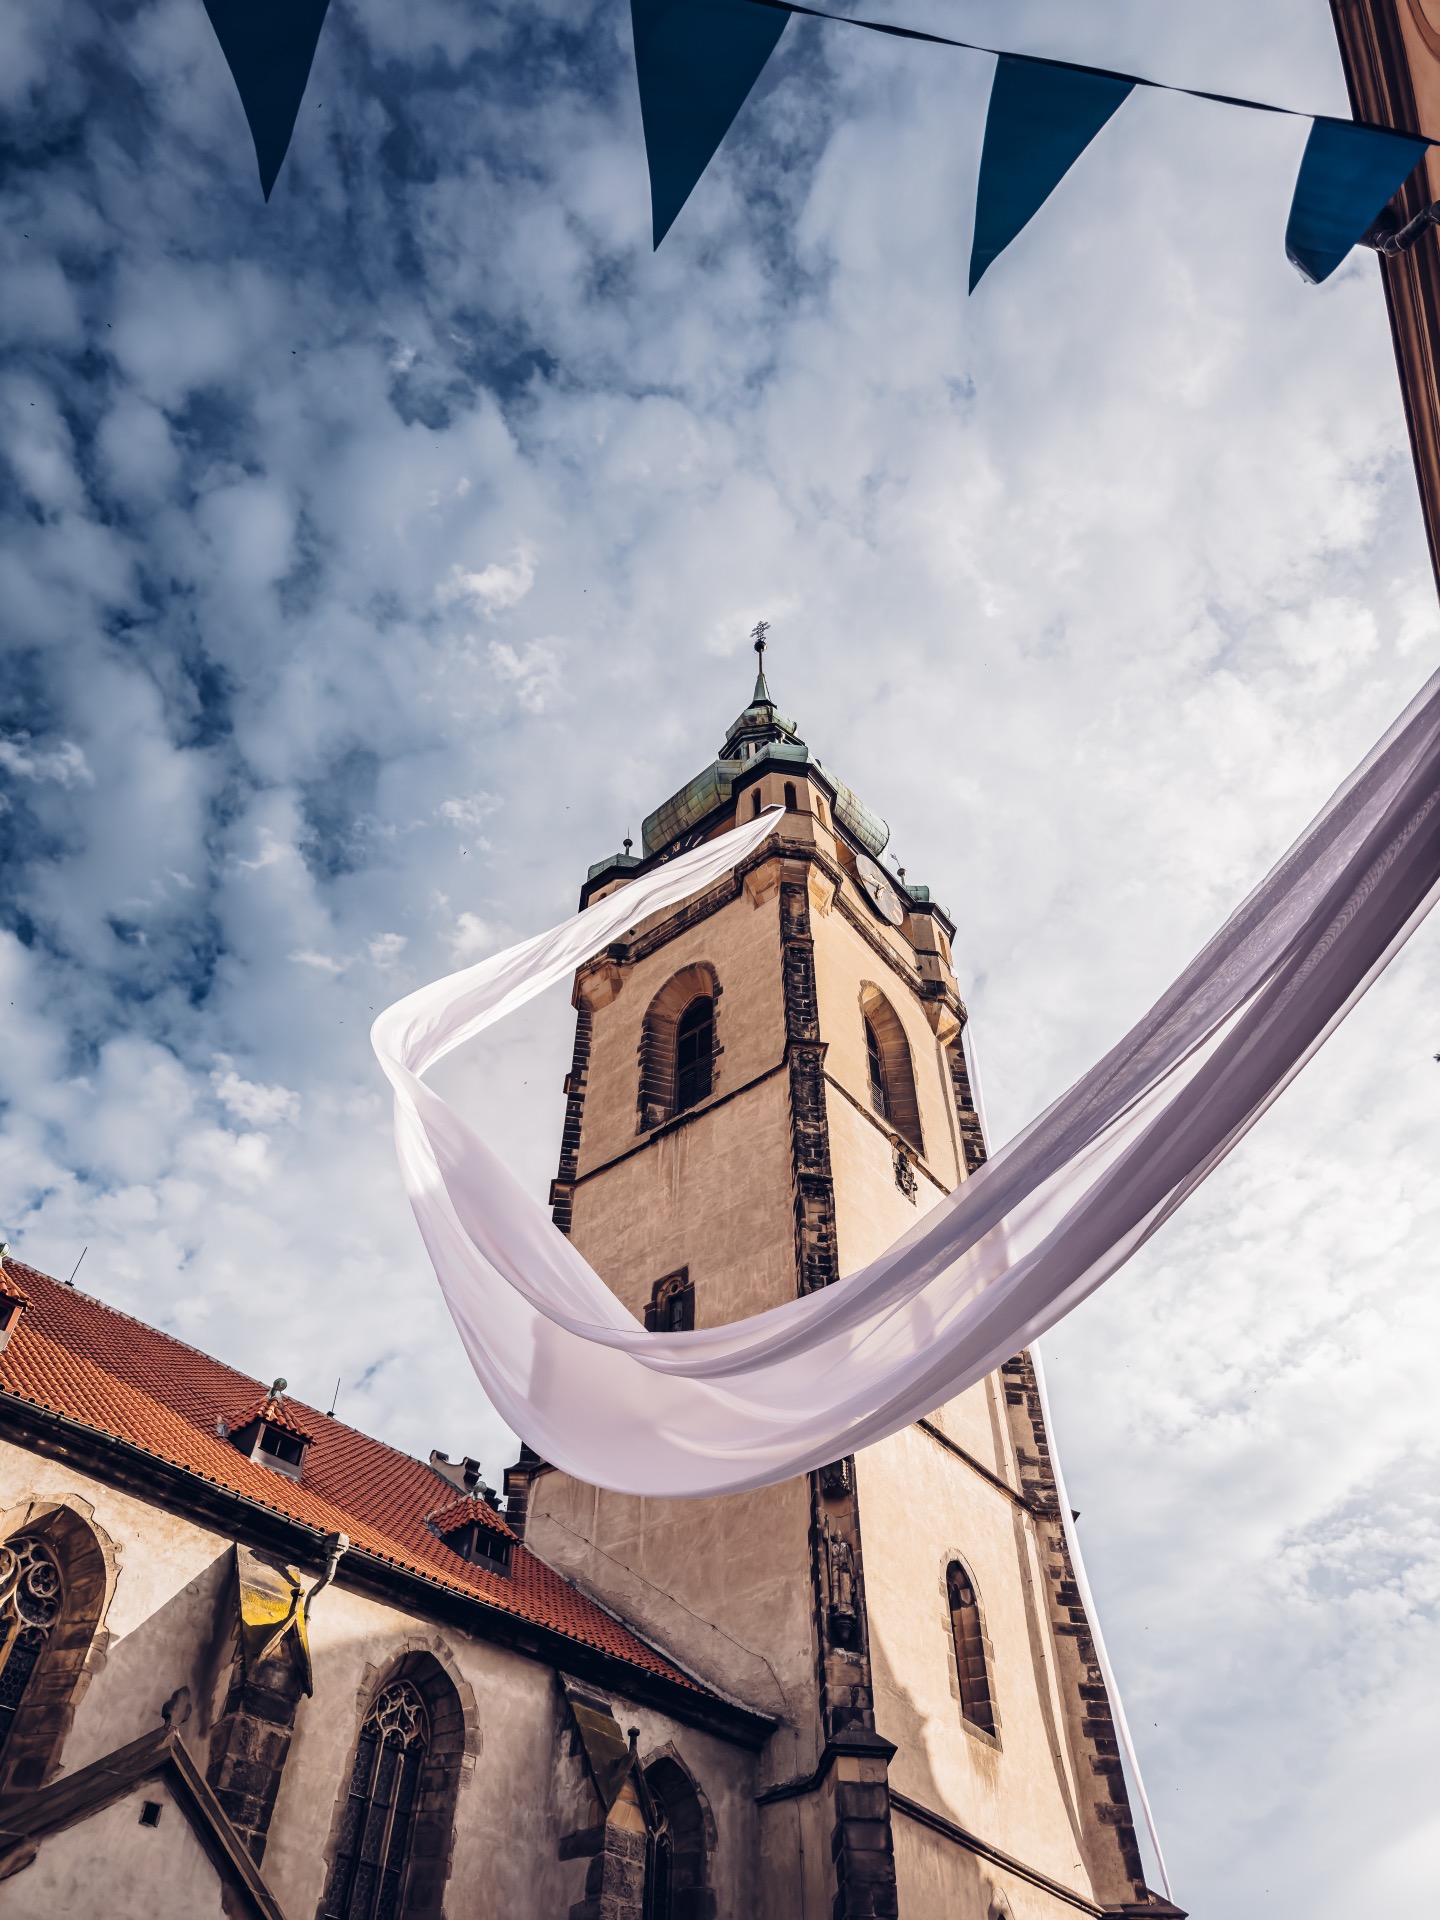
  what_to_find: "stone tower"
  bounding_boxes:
[508,648,1177,1920]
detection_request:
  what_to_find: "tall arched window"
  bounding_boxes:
[325,1681,429,1920]
[673,997,714,1114]
[859,985,923,1152]
[0,1508,111,1798]
[322,1652,469,1920]
[638,964,720,1131]
[0,1537,63,1761]
[947,1560,996,1736]
[641,1753,711,1920]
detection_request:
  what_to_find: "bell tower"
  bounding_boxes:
[509,640,1176,1920]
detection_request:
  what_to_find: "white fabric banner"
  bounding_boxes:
[373,668,1440,1499]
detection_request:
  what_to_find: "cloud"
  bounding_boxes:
[0,735,95,787]
[211,1061,302,1128]
[486,637,564,713]
[438,544,537,613]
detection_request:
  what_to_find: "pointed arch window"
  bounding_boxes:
[640,1754,710,1920]
[860,985,923,1152]
[947,1560,995,1736]
[325,1682,430,1920]
[0,1537,62,1762]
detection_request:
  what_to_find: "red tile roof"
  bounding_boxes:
[0,1258,703,1699]
[426,1491,511,1542]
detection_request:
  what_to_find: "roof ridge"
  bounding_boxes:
[4,1259,417,1476]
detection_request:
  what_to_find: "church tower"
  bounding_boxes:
[508,642,1175,1920]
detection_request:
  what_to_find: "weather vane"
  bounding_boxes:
[751,619,769,659]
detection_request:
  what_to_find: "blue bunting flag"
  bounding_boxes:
[201,0,331,199]
[969,57,1134,292]
[631,0,790,247]
[1286,116,1430,284]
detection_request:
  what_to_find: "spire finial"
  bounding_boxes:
[750,620,773,705]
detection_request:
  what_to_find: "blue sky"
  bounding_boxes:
[3,0,1438,1908]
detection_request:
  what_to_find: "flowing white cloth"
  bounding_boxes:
[373,668,1440,1499]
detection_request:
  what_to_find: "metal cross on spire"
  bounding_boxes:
[750,620,773,705]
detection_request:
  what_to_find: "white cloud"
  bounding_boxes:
[437,544,537,613]
[0,734,94,787]
[487,637,563,713]
[211,1061,302,1128]
[288,949,346,975]
[367,932,408,968]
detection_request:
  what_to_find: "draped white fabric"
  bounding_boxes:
[373,668,1440,1499]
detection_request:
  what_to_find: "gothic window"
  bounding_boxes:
[638,965,720,1130]
[674,998,714,1114]
[640,1754,711,1920]
[0,1537,62,1761]
[0,1509,111,1798]
[322,1654,468,1920]
[860,985,923,1153]
[325,1682,429,1920]
[645,1269,694,1333]
[947,1560,996,1736]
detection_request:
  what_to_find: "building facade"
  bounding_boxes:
[0,658,1180,1920]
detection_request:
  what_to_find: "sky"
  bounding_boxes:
[2,0,1438,1909]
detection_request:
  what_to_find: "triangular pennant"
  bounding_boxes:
[201,0,332,200]
[969,56,1134,292]
[631,0,789,247]
[1285,116,1430,285]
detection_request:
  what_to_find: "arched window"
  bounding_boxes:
[859,985,923,1152]
[322,1654,469,1920]
[641,1753,711,1920]
[638,965,720,1131]
[783,781,798,812]
[750,788,762,817]
[646,1268,694,1333]
[947,1560,995,1736]
[325,1681,429,1920]
[674,997,714,1114]
[0,1508,111,1797]
[0,1537,62,1761]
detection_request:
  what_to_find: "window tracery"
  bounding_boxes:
[0,1537,63,1760]
[325,1681,430,1920]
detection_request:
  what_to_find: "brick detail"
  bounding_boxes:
[947,1032,988,1177]
[568,1823,646,1920]
[551,1002,594,1235]
[781,879,839,1294]
[1001,1352,1149,1903]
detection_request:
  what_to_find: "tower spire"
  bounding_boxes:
[750,620,773,706]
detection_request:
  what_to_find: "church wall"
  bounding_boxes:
[855,1427,1096,1911]
[890,1812,1088,1920]
[1,1776,232,1920]
[809,893,965,1198]
[573,887,787,1185]
[0,1439,763,1920]
[566,1072,796,1327]
[524,1469,819,1776]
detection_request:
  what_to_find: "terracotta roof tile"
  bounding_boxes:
[0,1259,702,1698]
[426,1491,514,1541]
[229,1394,316,1444]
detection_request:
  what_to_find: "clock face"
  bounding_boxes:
[854,853,905,927]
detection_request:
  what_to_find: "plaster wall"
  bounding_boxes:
[856,1427,1094,1909]
[0,1443,759,1920]
[891,1811,1090,1920]
[810,893,963,1193]
[575,887,786,1181]
[567,1073,796,1328]
[525,1468,818,1773]
[2,1777,230,1920]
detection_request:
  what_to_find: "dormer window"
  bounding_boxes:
[428,1495,513,1576]
[0,1257,27,1356]
[226,1378,313,1482]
